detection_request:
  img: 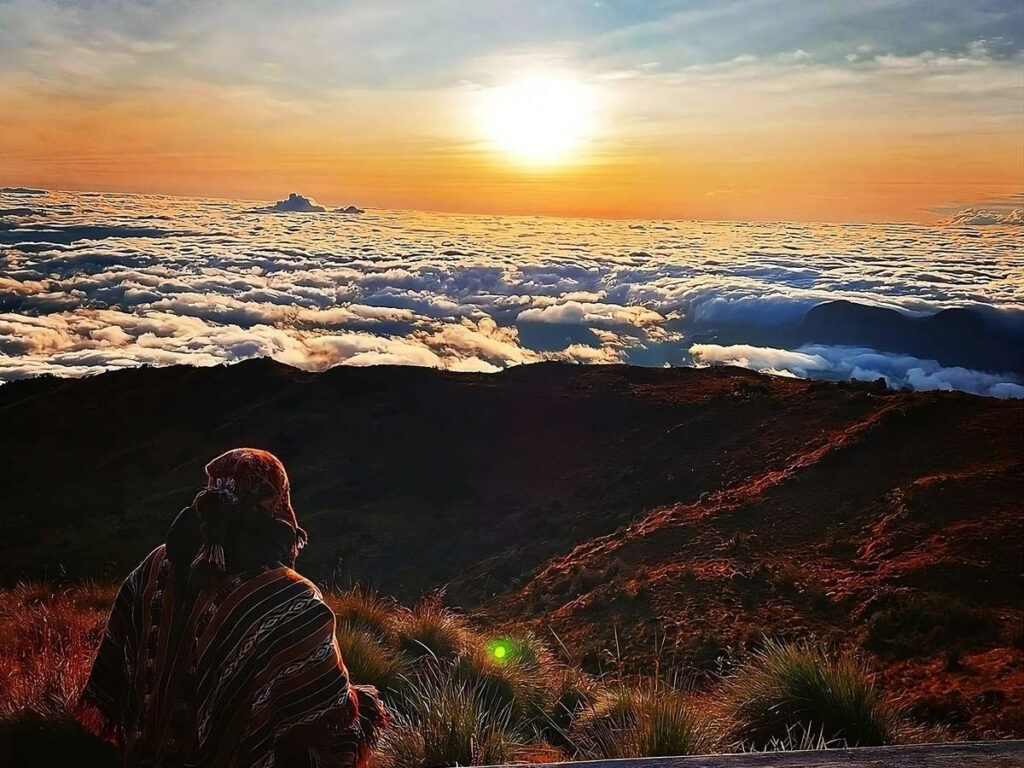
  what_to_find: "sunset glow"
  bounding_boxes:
[0,1,1019,221]
[478,73,595,166]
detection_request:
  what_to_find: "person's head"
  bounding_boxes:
[185,448,308,583]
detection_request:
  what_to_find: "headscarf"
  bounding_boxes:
[204,447,298,528]
[166,448,309,587]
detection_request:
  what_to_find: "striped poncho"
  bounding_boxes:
[80,545,384,767]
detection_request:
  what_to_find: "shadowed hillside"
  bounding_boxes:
[0,360,1021,738]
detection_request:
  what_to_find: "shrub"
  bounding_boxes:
[725,639,900,749]
[864,591,996,659]
[392,604,471,663]
[335,625,411,698]
[542,668,599,748]
[325,585,397,641]
[574,683,719,759]
[373,670,525,767]
[450,646,552,724]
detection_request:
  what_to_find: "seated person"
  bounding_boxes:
[78,448,387,768]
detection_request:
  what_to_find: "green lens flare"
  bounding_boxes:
[489,638,513,662]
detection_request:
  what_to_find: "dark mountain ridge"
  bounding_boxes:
[688,300,1024,375]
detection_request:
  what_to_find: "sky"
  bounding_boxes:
[1,0,1022,221]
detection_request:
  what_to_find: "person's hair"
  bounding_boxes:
[189,486,239,589]
[193,486,239,540]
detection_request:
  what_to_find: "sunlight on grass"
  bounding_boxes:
[1,584,938,766]
[724,638,905,749]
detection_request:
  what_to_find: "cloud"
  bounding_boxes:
[690,343,1024,399]
[0,206,44,217]
[419,317,532,366]
[556,343,620,364]
[273,331,441,369]
[0,224,177,245]
[516,300,662,329]
[1,190,1020,397]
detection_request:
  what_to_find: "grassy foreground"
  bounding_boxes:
[0,582,936,766]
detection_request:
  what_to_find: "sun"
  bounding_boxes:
[479,72,594,166]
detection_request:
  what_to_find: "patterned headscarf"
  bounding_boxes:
[191,448,308,574]
[204,447,298,528]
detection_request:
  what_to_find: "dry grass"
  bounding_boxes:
[0,583,935,766]
[724,639,903,749]
[324,585,398,641]
[0,582,114,719]
[392,601,473,663]
[573,683,721,759]
[0,583,118,767]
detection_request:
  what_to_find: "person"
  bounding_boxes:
[77,448,387,767]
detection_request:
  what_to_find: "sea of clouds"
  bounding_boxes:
[1,190,1022,397]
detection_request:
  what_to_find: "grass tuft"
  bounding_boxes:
[392,603,471,663]
[450,645,552,724]
[574,682,719,759]
[325,585,398,641]
[725,639,900,749]
[334,625,411,697]
[542,667,599,748]
[372,669,525,767]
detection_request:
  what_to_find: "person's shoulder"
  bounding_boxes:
[127,544,169,583]
[146,544,168,565]
[268,567,335,626]
[271,566,328,604]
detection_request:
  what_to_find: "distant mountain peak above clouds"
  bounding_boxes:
[946,207,1023,226]
[253,193,364,214]
[264,192,326,213]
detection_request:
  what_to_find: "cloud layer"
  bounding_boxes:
[690,343,1024,399]
[1,190,1021,397]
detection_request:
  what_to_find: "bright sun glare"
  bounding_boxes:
[480,73,594,166]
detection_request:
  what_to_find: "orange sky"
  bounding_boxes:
[1,1,1021,222]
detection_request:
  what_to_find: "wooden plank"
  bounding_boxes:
[482,741,1024,768]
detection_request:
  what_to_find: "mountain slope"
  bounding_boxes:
[0,360,1020,737]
